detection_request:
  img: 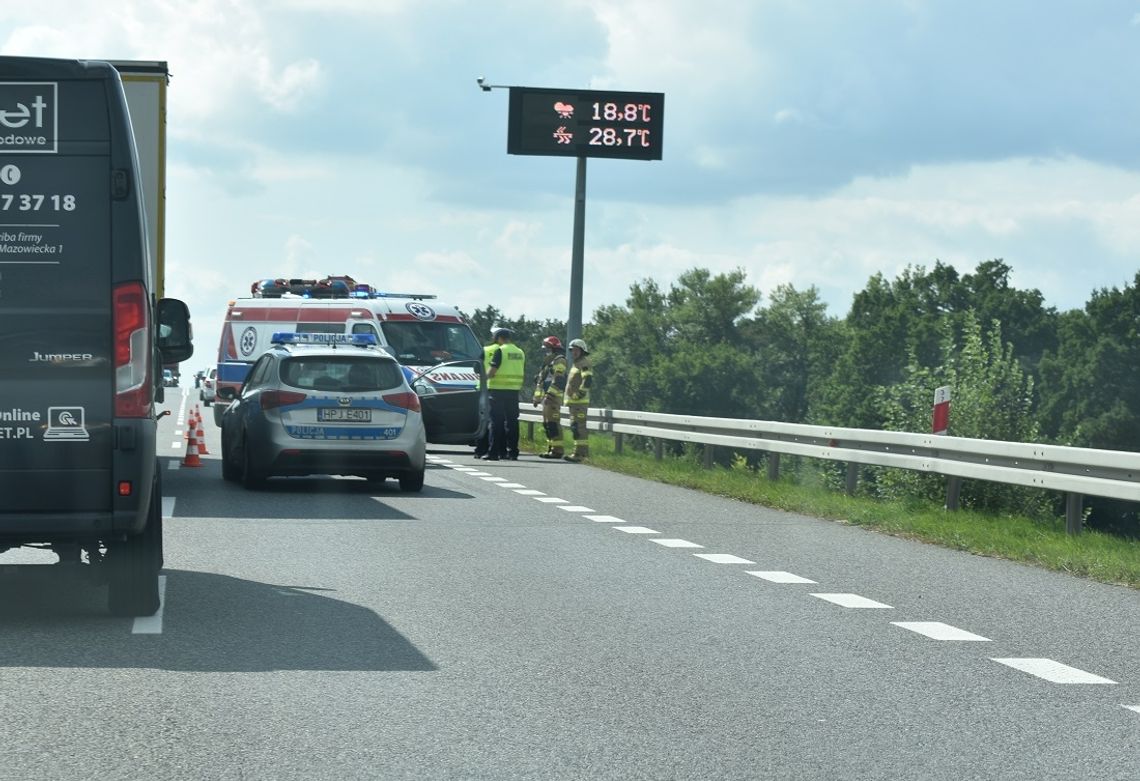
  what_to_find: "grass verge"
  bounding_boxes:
[521,428,1140,589]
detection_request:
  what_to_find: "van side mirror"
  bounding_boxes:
[158,298,194,363]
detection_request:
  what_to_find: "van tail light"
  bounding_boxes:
[113,281,150,417]
[383,391,421,413]
[261,390,307,410]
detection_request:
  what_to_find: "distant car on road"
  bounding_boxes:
[220,333,426,491]
[162,368,177,387]
[200,367,217,406]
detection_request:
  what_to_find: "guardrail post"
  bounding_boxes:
[766,452,780,481]
[845,463,859,496]
[1065,493,1083,535]
[614,432,623,455]
[945,477,962,511]
[527,421,535,440]
[703,445,715,469]
[654,438,664,461]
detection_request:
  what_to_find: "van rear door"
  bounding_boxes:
[0,62,115,515]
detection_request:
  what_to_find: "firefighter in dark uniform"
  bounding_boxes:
[564,338,593,462]
[484,326,526,460]
[532,335,568,459]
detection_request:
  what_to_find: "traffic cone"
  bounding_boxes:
[181,427,203,468]
[195,412,210,455]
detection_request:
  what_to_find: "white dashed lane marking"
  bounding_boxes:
[584,515,626,523]
[694,553,755,564]
[747,571,816,584]
[497,483,526,488]
[514,489,545,496]
[892,622,991,642]
[534,497,568,504]
[991,658,1117,684]
[811,593,894,609]
[1123,706,1140,715]
[167,460,179,471]
[556,505,595,513]
[468,472,492,477]
[480,477,507,482]
[614,526,659,534]
[171,443,182,449]
[131,575,167,635]
[161,497,176,519]
[651,539,704,548]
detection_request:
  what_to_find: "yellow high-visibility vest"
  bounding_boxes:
[487,343,526,390]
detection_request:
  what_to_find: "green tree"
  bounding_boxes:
[873,311,1049,516]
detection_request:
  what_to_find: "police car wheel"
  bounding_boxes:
[221,441,240,482]
[398,468,425,493]
[240,437,267,490]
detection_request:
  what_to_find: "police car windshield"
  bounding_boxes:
[382,322,482,365]
[280,356,404,393]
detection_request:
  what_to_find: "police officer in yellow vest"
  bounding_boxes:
[564,338,593,462]
[483,326,526,460]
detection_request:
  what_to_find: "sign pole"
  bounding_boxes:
[568,155,587,345]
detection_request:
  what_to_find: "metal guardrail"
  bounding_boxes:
[518,403,1140,534]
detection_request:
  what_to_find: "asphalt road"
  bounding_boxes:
[0,388,1136,780]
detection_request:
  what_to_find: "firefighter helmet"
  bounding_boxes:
[569,338,589,354]
[542,335,563,351]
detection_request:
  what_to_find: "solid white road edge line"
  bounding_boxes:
[811,593,894,609]
[614,526,659,534]
[891,622,991,642]
[990,658,1117,684]
[131,575,167,635]
[747,571,816,584]
[651,539,704,548]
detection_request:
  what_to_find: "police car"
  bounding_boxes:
[220,333,427,491]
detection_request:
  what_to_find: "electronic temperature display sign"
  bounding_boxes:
[507,87,664,161]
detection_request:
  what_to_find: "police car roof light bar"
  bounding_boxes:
[271,332,379,348]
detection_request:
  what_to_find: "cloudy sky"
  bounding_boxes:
[4,1,1139,363]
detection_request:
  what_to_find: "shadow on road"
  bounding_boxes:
[163,461,473,518]
[0,568,435,673]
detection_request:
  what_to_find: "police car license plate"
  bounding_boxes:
[318,408,372,422]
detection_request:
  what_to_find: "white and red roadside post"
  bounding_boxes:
[932,386,961,510]
[932,385,951,435]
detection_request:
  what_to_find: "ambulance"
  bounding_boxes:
[215,277,485,444]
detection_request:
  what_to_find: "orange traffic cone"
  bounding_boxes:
[195,413,210,455]
[182,427,203,468]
